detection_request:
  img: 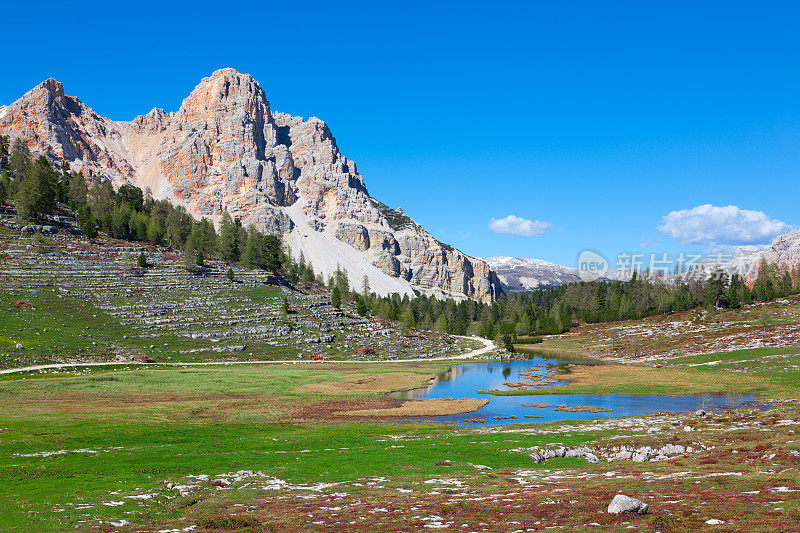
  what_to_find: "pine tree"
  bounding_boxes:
[217,212,239,263]
[146,218,164,245]
[68,172,88,209]
[726,274,742,309]
[0,135,10,174]
[58,162,70,203]
[400,304,416,329]
[16,156,58,221]
[331,287,341,309]
[334,265,350,302]
[434,313,448,333]
[301,261,316,285]
[183,236,198,270]
[704,268,729,308]
[355,295,368,317]
[9,138,31,182]
[362,275,370,295]
[81,208,98,239]
[241,232,282,271]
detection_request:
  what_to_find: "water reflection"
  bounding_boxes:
[394,351,759,426]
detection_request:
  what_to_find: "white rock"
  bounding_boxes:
[705,519,725,525]
[607,494,648,515]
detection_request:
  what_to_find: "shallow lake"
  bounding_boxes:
[394,351,759,426]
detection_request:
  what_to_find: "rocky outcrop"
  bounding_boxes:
[707,232,800,282]
[754,232,800,275]
[0,69,500,301]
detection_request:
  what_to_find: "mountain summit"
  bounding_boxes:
[0,69,500,301]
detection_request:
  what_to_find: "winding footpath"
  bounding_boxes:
[0,336,496,375]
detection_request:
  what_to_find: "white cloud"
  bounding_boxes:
[658,204,791,247]
[489,215,553,237]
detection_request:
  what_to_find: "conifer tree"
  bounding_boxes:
[217,212,239,262]
[16,156,58,221]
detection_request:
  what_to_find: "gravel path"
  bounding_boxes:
[0,336,496,375]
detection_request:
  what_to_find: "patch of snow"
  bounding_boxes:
[424,478,464,487]
[126,493,158,500]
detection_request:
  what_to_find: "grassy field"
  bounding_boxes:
[1,361,800,531]
[0,364,603,531]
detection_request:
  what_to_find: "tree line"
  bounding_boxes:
[334,263,800,345]
[0,135,284,274]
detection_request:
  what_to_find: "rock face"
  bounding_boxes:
[0,69,500,301]
[749,231,800,279]
[710,232,800,282]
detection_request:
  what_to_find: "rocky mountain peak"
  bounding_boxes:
[0,70,501,302]
[32,78,65,99]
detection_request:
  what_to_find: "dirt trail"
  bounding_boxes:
[0,336,495,375]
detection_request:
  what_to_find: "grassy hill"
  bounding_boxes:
[0,218,479,370]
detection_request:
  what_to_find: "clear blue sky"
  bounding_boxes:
[3,1,798,267]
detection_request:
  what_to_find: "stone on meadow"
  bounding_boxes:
[607,494,648,515]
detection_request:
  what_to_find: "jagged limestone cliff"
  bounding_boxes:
[0,69,500,301]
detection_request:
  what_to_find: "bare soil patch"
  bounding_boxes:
[333,398,489,417]
[303,372,434,395]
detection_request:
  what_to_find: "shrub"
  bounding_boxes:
[196,515,261,530]
[32,233,54,254]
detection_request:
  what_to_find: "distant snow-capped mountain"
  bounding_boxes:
[490,231,800,293]
[486,256,634,292]
[486,256,582,291]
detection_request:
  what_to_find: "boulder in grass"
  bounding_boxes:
[607,494,648,515]
[14,300,35,309]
